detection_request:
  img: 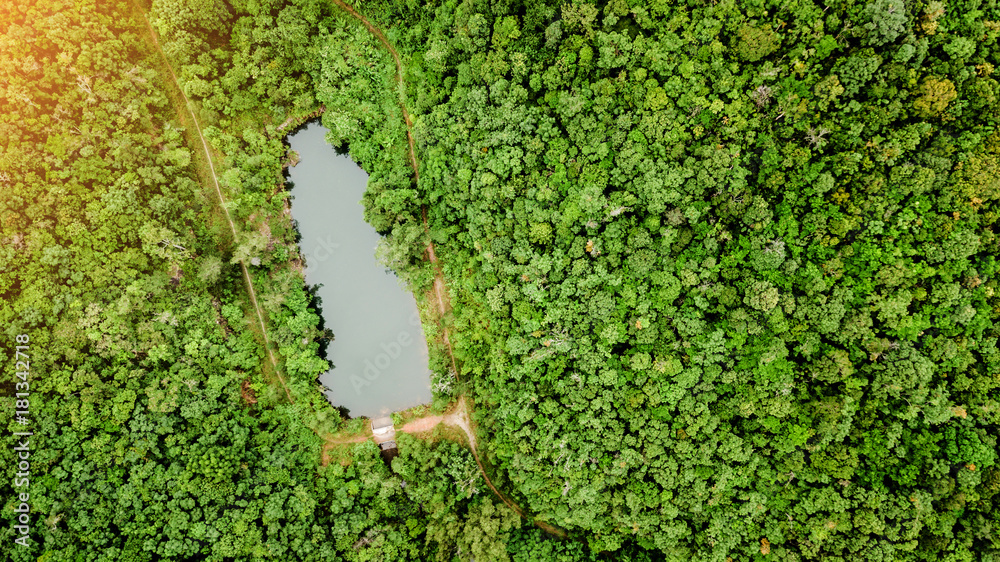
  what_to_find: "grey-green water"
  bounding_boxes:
[287,123,431,418]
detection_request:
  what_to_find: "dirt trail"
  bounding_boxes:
[421,208,461,380]
[396,397,474,449]
[399,414,443,433]
[329,0,418,178]
[131,1,291,403]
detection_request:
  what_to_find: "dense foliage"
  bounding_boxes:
[4,0,1000,560]
[349,0,1000,559]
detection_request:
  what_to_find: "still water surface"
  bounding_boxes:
[286,123,431,418]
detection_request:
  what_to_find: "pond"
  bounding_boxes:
[286,123,432,418]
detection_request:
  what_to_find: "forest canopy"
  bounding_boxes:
[3,0,1000,560]
[345,0,1000,558]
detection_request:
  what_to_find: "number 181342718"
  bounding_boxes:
[15,334,29,420]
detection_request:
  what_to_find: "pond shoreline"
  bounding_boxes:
[285,123,432,419]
